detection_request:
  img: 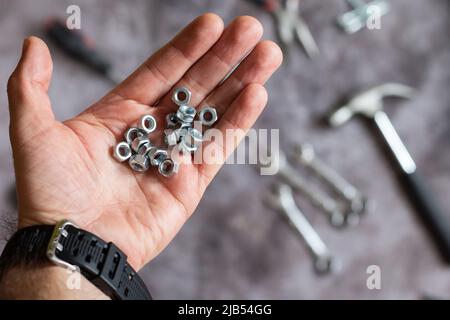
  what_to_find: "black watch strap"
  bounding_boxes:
[0,221,152,300]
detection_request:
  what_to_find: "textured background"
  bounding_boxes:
[0,0,449,299]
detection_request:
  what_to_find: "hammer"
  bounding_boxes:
[329,83,450,262]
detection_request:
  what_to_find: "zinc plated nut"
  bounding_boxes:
[114,142,132,162]
[145,145,158,158]
[135,141,155,156]
[131,135,151,154]
[178,136,198,154]
[199,107,218,126]
[175,126,189,140]
[164,129,178,146]
[186,127,203,145]
[147,148,168,166]
[140,115,157,133]
[176,105,196,123]
[172,87,191,106]
[125,127,146,145]
[128,154,150,172]
[158,158,179,177]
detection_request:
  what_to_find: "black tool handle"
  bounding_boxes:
[403,170,450,262]
[44,19,111,76]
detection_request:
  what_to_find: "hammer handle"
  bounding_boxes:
[374,111,450,262]
[402,171,450,262]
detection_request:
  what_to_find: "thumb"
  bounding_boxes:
[7,36,55,143]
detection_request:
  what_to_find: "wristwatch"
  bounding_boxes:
[0,220,152,300]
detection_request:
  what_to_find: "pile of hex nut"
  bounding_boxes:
[113,87,218,177]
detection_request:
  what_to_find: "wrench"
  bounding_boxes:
[261,150,346,227]
[266,183,340,274]
[293,143,367,225]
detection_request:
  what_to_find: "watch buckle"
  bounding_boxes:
[47,219,79,271]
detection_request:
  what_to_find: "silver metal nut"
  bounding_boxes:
[199,106,218,126]
[145,145,158,158]
[176,105,196,123]
[139,115,157,133]
[114,142,132,162]
[138,144,155,156]
[166,113,178,128]
[131,135,151,154]
[172,87,191,106]
[158,158,179,177]
[147,148,168,166]
[178,137,198,154]
[174,125,189,140]
[128,154,150,172]
[125,127,146,145]
[186,127,203,145]
[164,129,178,146]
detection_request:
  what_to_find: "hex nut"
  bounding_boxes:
[199,107,218,126]
[176,105,196,123]
[147,148,168,166]
[172,87,191,106]
[174,126,189,140]
[178,137,198,154]
[177,128,202,154]
[114,142,132,162]
[140,115,157,133]
[131,135,151,154]
[145,145,158,158]
[158,158,179,177]
[128,154,150,172]
[125,127,146,145]
[136,142,154,156]
[187,127,203,144]
[164,129,178,146]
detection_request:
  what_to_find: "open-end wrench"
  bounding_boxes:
[293,143,367,225]
[261,150,346,227]
[266,183,340,274]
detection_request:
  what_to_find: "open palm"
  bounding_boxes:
[7,14,282,270]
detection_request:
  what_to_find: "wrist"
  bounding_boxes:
[0,221,152,300]
[0,264,109,300]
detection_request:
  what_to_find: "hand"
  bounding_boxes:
[7,14,282,270]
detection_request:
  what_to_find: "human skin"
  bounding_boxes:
[0,13,282,299]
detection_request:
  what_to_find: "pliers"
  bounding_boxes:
[249,0,320,59]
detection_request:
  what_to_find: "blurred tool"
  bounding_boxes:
[261,150,346,227]
[293,143,367,225]
[44,19,121,84]
[337,0,390,33]
[267,183,340,274]
[249,0,319,58]
[329,83,450,263]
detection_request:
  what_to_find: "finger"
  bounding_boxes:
[157,16,263,109]
[197,83,269,185]
[8,36,55,144]
[198,40,282,116]
[103,13,224,106]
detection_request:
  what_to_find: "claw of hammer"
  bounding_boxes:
[329,83,416,127]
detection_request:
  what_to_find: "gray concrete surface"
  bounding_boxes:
[0,0,449,299]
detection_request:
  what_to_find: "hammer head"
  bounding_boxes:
[328,83,415,127]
